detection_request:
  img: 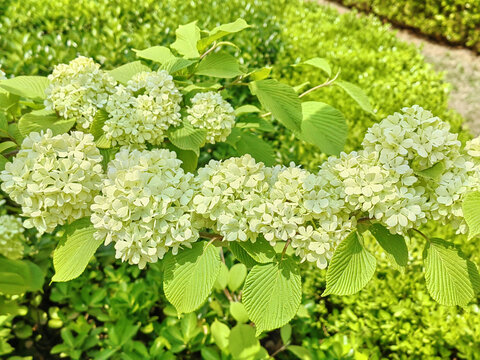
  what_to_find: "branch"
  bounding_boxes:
[281,239,291,261]
[298,70,341,98]
[411,228,430,242]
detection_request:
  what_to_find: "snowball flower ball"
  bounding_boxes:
[90,148,199,269]
[0,215,25,260]
[103,70,182,147]
[0,130,104,234]
[44,56,117,130]
[192,154,269,242]
[187,91,235,144]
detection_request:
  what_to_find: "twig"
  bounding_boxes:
[260,71,341,119]
[298,70,341,98]
[281,239,291,261]
[270,343,289,358]
[200,232,223,241]
[199,41,218,60]
[411,228,430,242]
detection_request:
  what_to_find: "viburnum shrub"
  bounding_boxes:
[0,19,479,336]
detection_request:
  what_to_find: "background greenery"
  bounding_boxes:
[333,0,480,53]
[0,0,478,358]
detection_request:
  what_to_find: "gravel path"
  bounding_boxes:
[318,0,480,135]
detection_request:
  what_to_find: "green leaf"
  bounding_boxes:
[171,21,201,58]
[0,89,19,110]
[89,109,108,140]
[8,123,24,144]
[214,262,229,290]
[423,238,480,306]
[280,324,292,345]
[108,61,151,84]
[165,143,198,173]
[196,51,242,78]
[230,302,249,324]
[0,154,8,171]
[0,76,48,101]
[228,263,247,292]
[211,320,230,351]
[416,161,446,181]
[229,243,258,268]
[134,46,175,63]
[369,223,408,271]
[180,312,198,342]
[294,57,331,77]
[228,324,261,360]
[161,58,196,74]
[234,105,261,117]
[247,67,272,81]
[163,242,221,314]
[287,346,314,360]
[236,117,275,132]
[300,101,347,156]
[234,131,275,166]
[0,141,17,154]
[201,347,221,360]
[236,238,276,264]
[0,258,44,295]
[463,191,480,240]
[323,231,376,296]
[18,109,75,137]
[335,80,373,114]
[167,122,206,154]
[242,256,301,335]
[0,112,7,131]
[198,19,251,50]
[52,218,101,282]
[249,79,302,133]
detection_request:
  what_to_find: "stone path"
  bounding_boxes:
[318,0,480,135]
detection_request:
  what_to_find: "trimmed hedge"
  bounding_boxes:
[335,0,480,53]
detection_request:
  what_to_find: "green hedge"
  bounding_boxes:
[335,0,480,53]
[0,0,476,358]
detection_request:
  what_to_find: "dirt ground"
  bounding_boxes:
[317,0,480,135]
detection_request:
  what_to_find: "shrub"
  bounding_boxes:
[334,0,480,53]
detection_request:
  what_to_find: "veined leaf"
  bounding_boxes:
[416,161,446,180]
[198,18,251,50]
[211,320,230,351]
[230,302,249,324]
[167,122,206,154]
[227,263,247,292]
[242,256,301,335]
[234,131,275,166]
[196,51,243,78]
[89,109,108,140]
[0,258,44,295]
[0,76,48,101]
[335,80,373,114]
[234,105,261,117]
[134,46,175,63]
[323,231,376,296]
[0,141,17,154]
[236,238,276,264]
[18,109,75,137]
[294,57,331,77]
[229,243,258,268]
[108,61,151,84]
[463,191,480,240]
[165,143,198,173]
[247,67,272,81]
[52,218,101,282]
[300,101,347,155]
[163,242,221,314]
[423,238,480,306]
[161,58,196,74]
[171,21,201,58]
[369,223,408,271]
[228,324,261,360]
[249,79,302,133]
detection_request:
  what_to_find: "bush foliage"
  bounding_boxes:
[335,0,480,53]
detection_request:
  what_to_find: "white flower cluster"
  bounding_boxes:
[90,148,199,269]
[103,70,182,147]
[44,56,117,130]
[192,154,268,242]
[0,130,104,234]
[0,215,25,260]
[360,105,479,234]
[187,91,235,143]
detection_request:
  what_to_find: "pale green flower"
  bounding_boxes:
[187,91,235,144]
[103,70,182,147]
[192,154,268,242]
[44,56,117,129]
[0,215,25,259]
[0,130,104,234]
[91,148,198,269]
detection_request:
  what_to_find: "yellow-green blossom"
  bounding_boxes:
[0,215,25,259]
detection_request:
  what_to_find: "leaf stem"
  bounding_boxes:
[411,228,430,242]
[299,70,341,98]
[199,41,218,60]
[281,239,291,261]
